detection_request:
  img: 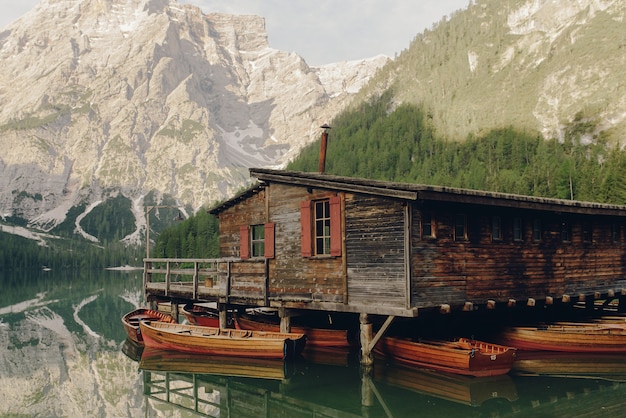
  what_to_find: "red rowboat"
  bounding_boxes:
[500,323,626,353]
[235,311,355,348]
[121,308,176,344]
[375,337,517,377]
[181,303,220,327]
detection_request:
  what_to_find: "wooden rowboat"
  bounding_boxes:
[374,337,517,377]
[139,321,306,359]
[181,303,220,327]
[235,313,355,348]
[500,323,626,353]
[121,308,176,344]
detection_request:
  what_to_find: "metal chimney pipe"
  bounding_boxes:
[318,124,331,173]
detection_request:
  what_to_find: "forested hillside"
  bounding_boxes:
[358,0,626,147]
[288,92,626,205]
[152,210,219,259]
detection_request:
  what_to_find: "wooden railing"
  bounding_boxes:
[143,257,269,303]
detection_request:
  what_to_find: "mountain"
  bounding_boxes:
[0,0,388,236]
[3,0,624,249]
[360,0,625,145]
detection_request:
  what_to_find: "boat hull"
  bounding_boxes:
[121,308,176,344]
[500,324,626,353]
[235,315,354,348]
[139,321,306,359]
[181,303,220,327]
[375,337,516,377]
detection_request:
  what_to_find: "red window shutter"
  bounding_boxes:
[239,225,250,259]
[300,200,312,257]
[330,196,342,256]
[264,222,275,259]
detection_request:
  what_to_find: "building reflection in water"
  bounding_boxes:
[133,342,626,417]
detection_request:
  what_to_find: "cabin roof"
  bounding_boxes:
[209,168,626,217]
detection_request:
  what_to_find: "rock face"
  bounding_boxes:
[0,0,388,230]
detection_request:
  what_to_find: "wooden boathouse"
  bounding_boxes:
[144,168,626,362]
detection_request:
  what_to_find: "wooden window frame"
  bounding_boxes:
[240,223,275,259]
[300,196,341,258]
[532,218,542,242]
[314,200,331,255]
[454,213,467,241]
[421,211,435,239]
[582,221,592,243]
[560,220,571,243]
[612,223,621,243]
[491,216,502,241]
[513,217,523,242]
[250,224,265,258]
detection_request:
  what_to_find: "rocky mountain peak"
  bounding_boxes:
[0,0,388,233]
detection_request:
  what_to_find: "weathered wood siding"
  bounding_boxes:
[218,189,267,258]
[217,189,268,299]
[411,201,626,308]
[267,183,344,303]
[345,194,407,308]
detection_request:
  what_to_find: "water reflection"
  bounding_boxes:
[4,269,626,417]
[0,269,145,417]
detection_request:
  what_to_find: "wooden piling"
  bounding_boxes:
[359,313,373,366]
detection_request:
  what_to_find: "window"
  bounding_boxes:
[422,211,435,239]
[240,223,275,259]
[491,216,502,241]
[560,220,571,243]
[612,223,621,243]
[454,214,467,241]
[251,224,265,257]
[315,200,331,255]
[532,218,542,242]
[300,196,342,257]
[513,217,523,241]
[582,221,592,243]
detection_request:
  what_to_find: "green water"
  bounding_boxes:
[1,269,626,417]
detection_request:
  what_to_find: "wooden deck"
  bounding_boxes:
[144,257,269,305]
[144,257,626,316]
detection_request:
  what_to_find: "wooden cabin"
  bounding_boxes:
[210,168,626,320]
[144,167,626,362]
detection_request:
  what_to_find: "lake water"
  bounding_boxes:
[2,269,626,417]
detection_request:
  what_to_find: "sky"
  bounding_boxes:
[0,0,469,66]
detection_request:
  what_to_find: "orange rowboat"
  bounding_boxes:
[121,308,176,344]
[500,323,626,353]
[235,314,354,348]
[139,321,306,359]
[375,337,517,377]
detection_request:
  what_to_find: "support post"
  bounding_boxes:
[279,308,291,333]
[170,302,179,322]
[359,313,373,366]
[219,304,228,328]
[619,289,626,313]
